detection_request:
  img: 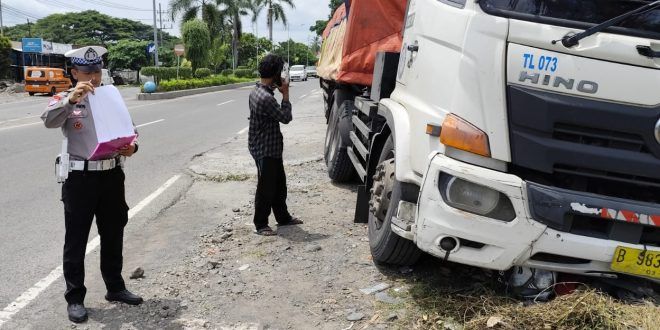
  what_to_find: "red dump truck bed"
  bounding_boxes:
[317,0,407,86]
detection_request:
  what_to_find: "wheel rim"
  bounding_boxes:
[369,158,395,230]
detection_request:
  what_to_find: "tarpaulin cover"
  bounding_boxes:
[317,3,347,81]
[317,0,407,86]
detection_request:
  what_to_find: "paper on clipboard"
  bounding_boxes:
[87,85,137,160]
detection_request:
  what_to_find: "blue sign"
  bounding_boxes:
[22,38,43,53]
[147,43,156,54]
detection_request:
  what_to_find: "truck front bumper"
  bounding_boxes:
[415,154,660,280]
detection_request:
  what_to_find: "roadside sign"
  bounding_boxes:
[147,43,156,54]
[174,44,185,56]
[22,38,43,53]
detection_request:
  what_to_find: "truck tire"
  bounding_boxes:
[50,87,57,96]
[324,89,356,182]
[368,136,421,265]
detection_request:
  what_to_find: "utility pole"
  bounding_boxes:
[287,24,290,65]
[27,19,31,37]
[152,0,159,67]
[159,3,163,47]
[0,0,4,36]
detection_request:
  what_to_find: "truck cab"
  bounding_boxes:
[321,0,660,283]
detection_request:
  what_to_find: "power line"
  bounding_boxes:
[82,0,152,11]
[37,0,86,11]
[2,3,43,20]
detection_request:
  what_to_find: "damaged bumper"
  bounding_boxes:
[414,154,660,281]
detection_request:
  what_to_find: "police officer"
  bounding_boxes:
[41,46,142,323]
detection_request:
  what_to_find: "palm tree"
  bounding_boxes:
[215,0,251,70]
[255,0,295,43]
[169,0,223,38]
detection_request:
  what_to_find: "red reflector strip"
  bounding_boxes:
[598,208,660,227]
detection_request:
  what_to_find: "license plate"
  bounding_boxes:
[610,246,660,279]
[32,84,39,87]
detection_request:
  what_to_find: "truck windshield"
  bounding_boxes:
[480,0,660,40]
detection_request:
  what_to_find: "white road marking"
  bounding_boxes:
[237,126,249,135]
[299,94,308,99]
[217,100,235,106]
[135,119,165,128]
[0,115,40,125]
[0,174,182,328]
[0,121,41,132]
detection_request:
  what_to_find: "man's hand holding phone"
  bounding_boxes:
[278,80,290,102]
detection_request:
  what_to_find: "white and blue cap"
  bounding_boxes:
[64,46,107,72]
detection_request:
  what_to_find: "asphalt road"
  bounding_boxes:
[0,79,320,319]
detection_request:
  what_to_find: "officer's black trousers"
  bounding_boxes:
[253,157,292,230]
[61,167,128,304]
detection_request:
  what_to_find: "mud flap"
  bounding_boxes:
[354,184,369,223]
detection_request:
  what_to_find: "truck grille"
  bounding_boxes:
[507,85,660,204]
[553,123,650,154]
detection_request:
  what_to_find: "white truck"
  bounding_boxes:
[319,0,660,285]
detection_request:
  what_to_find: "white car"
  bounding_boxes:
[306,66,318,78]
[289,65,307,81]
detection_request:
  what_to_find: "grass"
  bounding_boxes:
[375,259,660,330]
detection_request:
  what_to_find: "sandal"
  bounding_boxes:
[255,226,277,236]
[277,217,303,227]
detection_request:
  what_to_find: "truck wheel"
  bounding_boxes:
[324,89,356,182]
[325,100,356,182]
[28,92,35,96]
[50,87,56,96]
[368,136,421,265]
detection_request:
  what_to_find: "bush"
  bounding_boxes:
[251,71,260,78]
[141,67,193,81]
[220,69,233,76]
[194,68,212,78]
[236,66,249,70]
[157,75,254,92]
[234,69,253,78]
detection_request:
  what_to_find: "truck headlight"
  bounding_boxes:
[439,174,516,221]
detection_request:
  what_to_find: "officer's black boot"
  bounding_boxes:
[105,289,143,305]
[67,303,88,323]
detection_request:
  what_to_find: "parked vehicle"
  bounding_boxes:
[289,65,307,81]
[101,69,113,86]
[306,66,318,78]
[318,0,660,285]
[24,67,72,96]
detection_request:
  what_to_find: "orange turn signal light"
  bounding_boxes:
[439,114,491,157]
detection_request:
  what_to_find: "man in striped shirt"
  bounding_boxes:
[248,54,303,236]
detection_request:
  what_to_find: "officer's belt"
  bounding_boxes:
[70,157,122,171]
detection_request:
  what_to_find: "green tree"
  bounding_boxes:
[169,0,225,38]
[107,39,150,83]
[215,0,252,70]
[254,0,295,43]
[238,33,273,68]
[182,19,211,72]
[0,36,11,79]
[310,0,344,36]
[4,11,175,45]
[208,42,232,72]
[273,40,317,66]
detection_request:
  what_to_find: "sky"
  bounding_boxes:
[2,0,330,44]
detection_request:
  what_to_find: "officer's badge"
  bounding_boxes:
[84,48,98,62]
[73,121,83,130]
